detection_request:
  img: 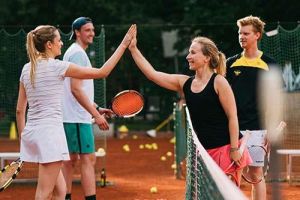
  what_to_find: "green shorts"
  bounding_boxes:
[63,123,95,154]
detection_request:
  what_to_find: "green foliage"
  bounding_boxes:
[0,28,106,134]
[0,0,299,124]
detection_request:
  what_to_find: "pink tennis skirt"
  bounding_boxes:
[207,140,252,174]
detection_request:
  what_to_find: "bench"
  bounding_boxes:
[276,149,300,184]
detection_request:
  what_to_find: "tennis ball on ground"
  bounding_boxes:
[169,137,175,144]
[132,135,138,139]
[160,156,166,161]
[171,163,176,169]
[152,143,158,150]
[139,144,144,149]
[97,148,105,153]
[145,144,152,149]
[122,144,130,152]
[150,186,158,193]
[166,151,172,157]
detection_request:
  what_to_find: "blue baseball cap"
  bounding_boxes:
[69,17,93,40]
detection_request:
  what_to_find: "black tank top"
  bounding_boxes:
[183,73,234,149]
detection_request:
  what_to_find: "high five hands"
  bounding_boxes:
[128,24,137,51]
[121,24,137,49]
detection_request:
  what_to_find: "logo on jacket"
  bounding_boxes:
[234,70,241,76]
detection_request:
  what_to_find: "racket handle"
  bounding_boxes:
[239,131,251,154]
[276,121,286,132]
[224,132,250,173]
[91,114,115,123]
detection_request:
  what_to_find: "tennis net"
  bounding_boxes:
[185,107,247,200]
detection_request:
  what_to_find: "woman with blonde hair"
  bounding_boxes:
[129,32,252,186]
[16,24,135,199]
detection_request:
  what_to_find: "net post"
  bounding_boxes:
[174,102,187,179]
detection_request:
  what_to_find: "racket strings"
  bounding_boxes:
[112,92,143,117]
[242,146,268,184]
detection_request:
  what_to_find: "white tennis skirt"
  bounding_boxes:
[20,122,70,163]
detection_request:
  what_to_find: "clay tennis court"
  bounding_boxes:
[0,132,299,200]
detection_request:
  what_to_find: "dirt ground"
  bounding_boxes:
[0,133,300,200]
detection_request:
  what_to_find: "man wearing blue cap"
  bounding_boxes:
[62,17,113,200]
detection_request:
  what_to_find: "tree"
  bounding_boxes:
[0,0,299,122]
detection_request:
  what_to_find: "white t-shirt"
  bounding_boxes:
[20,58,70,125]
[62,43,94,123]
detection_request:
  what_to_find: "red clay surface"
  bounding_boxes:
[0,133,299,200]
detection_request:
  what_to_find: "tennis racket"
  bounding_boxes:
[93,90,144,121]
[242,121,286,184]
[242,142,270,184]
[110,90,144,118]
[225,131,250,185]
[0,158,23,192]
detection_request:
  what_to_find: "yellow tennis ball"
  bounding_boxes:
[171,163,176,169]
[150,186,158,193]
[122,144,130,152]
[97,148,105,153]
[145,144,152,149]
[152,143,158,150]
[139,144,144,149]
[132,135,138,139]
[169,137,175,144]
[160,156,166,161]
[166,151,172,157]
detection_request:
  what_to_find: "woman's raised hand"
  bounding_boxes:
[128,24,137,51]
[121,24,136,48]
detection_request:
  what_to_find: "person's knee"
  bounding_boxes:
[69,155,79,166]
[81,154,96,166]
[63,160,77,169]
[89,154,96,165]
[249,166,263,175]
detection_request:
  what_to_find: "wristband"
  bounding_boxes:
[94,115,102,119]
[230,147,239,152]
[96,105,100,111]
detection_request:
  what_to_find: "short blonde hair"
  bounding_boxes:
[237,15,265,40]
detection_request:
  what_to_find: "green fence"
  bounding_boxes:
[0,28,106,136]
[260,25,300,91]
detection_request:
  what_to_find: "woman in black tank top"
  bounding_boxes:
[128,33,252,186]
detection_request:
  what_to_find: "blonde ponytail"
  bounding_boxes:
[25,25,58,87]
[215,52,226,76]
[26,31,38,87]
